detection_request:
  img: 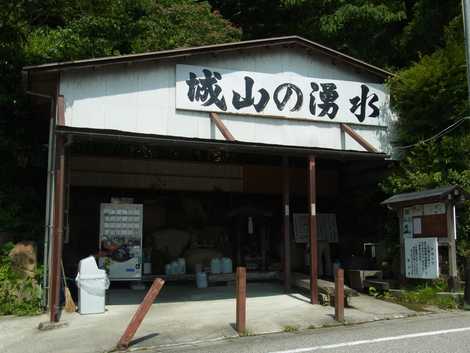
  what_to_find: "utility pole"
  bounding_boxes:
[463,0,470,102]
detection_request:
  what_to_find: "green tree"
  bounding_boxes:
[209,0,461,69]
[0,0,240,242]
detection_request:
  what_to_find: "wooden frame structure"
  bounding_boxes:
[382,186,468,290]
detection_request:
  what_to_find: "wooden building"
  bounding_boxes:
[22,36,397,322]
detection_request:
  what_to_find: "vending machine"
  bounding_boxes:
[99,203,143,280]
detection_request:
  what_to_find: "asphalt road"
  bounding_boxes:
[147,311,470,353]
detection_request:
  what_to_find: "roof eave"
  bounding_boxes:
[22,36,392,79]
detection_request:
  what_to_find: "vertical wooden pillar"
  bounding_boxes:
[397,208,405,281]
[49,136,65,322]
[236,267,246,334]
[447,202,459,291]
[308,155,318,304]
[335,268,344,322]
[283,157,291,291]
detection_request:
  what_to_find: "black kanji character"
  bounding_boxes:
[349,84,380,122]
[185,69,227,111]
[232,76,270,112]
[273,83,303,112]
[309,82,339,119]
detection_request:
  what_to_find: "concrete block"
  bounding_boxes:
[37,321,69,331]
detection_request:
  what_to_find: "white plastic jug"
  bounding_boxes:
[196,272,208,288]
[177,258,186,274]
[165,264,171,276]
[221,257,233,274]
[171,261,180,275]
[210,258,221,274]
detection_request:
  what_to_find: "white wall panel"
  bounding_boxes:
[60,47,394,154]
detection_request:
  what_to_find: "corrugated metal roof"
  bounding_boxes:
[381,186,459,206]
[22,35,392,78]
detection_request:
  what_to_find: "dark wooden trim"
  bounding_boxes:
[49,136,65,322]
[335,268,344,322]
[340,123,378,153]
[308,155,318,304]
[117,278,165,350]
[236,267,247,334]
[283,157,291,291]
[57,95,65,126]
[209,112,236,141]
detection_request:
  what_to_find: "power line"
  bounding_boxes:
[395,116,470,150]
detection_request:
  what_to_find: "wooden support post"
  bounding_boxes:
[283,157,291,291]
[447,202,459,291]
[209,112,236,141]
[308,155,318,304]
[49,136,65,322]
[57,95,65,125]
[340,123,378,153]
[117,278,165,350]
[397,208,405,282]
[335,268,344,322]
[236,267,246,334]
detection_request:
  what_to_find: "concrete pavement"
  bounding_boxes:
[0,283,418,353]
[152,311,470,353]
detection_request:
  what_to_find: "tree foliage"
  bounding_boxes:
[0,0,240,239]
[208,0,461,69]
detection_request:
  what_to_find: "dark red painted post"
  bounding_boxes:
[335,268,344,322]
[117,278,165,350]
[236,267,246,334]
[283,156,291,291]
[308,155,318,304]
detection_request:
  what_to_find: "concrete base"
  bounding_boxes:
[1,282,418,353]
[37,321,69,331]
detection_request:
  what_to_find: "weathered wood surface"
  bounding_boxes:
[117,278,165,350]
[292,272,358,298]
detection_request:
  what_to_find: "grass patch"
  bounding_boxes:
[373,279,460,311]
[283,325,299,332]
[239,329,254,337]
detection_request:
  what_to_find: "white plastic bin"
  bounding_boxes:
[75,256,109,314]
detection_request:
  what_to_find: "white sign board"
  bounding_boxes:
[176,64,390,127]
[293,213,339,243]
[405,238,439,279]
[423,202,446,215]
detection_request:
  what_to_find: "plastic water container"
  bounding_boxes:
[196,272,208,288]
[171,261,179,275]
[165,264,171,275]
[221,257,233,274]
[210,258,221,274]
[177,258,186,274]
[75,256,109,315]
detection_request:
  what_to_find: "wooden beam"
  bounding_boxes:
[308,155,318,304]
[340,123,378,153]
[447,202,459,291]
[236,267,246,334]
[57,95,65,126]
[335,268,344,322]
[282,157,291,291]
[49,136,65,322]
[117,278,165,350]
[209,112,236,141]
